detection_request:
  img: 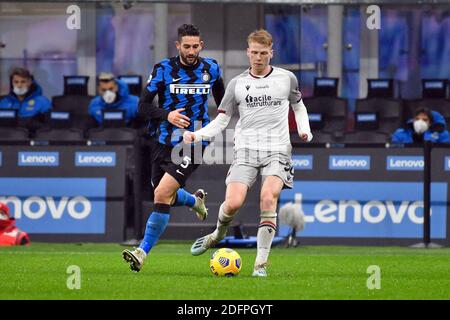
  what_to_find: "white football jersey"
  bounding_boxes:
[218,66,301,152]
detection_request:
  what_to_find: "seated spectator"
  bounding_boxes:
[0,67,51,129]
[88,72,139,125]
[392,108,450,143]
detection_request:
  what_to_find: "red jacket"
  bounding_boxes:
[0,202,30,246]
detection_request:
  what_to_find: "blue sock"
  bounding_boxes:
[139,204,170,254]
[172,188,196,207]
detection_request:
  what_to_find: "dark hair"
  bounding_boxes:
[414,107,433,123]
[177,24,201,41]
[10,67,32,80]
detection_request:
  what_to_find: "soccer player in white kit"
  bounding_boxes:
[183,29,312,277]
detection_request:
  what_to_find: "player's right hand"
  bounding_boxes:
[183,131,196,144]
[168,108,190,129]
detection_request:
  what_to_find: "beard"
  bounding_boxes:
[179,53,199,66]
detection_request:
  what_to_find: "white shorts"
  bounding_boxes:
[225,149,294,189]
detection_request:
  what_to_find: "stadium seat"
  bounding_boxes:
[313,77,339,97]
[34,128,84,143]
[102,110,127,128]
[0,127,29,142]
[52,95,95,130]
[367,79,395,98]
[0,109,18,127]
[355,98,402,134]
[421,79,448,99]
[302,97,348,136]
[16,115,49,138]
[48,111,72,129]
[63,76,90,95]
[118,75,143,97]
[87,127,137,143]
[342,131,388,144]
[52,95,92,113]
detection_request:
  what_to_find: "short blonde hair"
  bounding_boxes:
[98,72,115,82]
[247,29,273,48]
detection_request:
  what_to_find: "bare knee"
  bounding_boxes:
[224,197,245,215]
[154,185,175,204]
[260,191,277,211]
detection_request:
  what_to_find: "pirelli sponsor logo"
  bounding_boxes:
[169,84,211,95]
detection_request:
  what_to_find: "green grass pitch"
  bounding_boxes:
[1,242,450,300]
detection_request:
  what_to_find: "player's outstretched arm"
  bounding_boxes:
[183,112,231,143]
[184,77,237,144]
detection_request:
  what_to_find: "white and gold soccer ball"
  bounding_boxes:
[209,248,242,277]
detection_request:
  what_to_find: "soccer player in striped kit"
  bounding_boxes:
[123,24,225,272]
[184,29,312,277]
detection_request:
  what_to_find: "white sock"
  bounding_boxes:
[255,211,277,269]
[212,203,233,241]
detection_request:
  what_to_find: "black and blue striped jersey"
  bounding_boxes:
[139,56,225,146]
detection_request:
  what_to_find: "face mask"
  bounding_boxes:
[13,86,28,96]
[102,90,116,104]
[413,119,429,134]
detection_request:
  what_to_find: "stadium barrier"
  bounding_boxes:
[0,144,133,242]
[276,143,450,246]
[0,142,448,246]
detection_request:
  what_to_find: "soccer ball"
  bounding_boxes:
[209,248,242,277]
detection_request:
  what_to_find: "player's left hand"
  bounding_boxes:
[300,132,309,142]
[183,131,196,144]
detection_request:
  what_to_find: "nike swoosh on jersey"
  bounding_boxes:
[176,169,185,176]
[172,77,182,83]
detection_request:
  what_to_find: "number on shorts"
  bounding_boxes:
[284,160,294,181]
[181,156,192,169]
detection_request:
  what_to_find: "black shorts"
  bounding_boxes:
[150,139,205,188]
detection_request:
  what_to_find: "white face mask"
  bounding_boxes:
[413,119,429,134]
[13,86,28,96]
[102,90,116,104]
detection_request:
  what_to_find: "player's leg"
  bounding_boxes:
[168,146,208,220]
[124,143,211,271]
[191,182,248,256]
[139,172,179,251]
[123,172,179,272]
[171,187,208,221]
[138,143,208,259]
[253,155,293,276]
[191,162,257,256]
[253,175,284,277]
[213,182,248,239]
